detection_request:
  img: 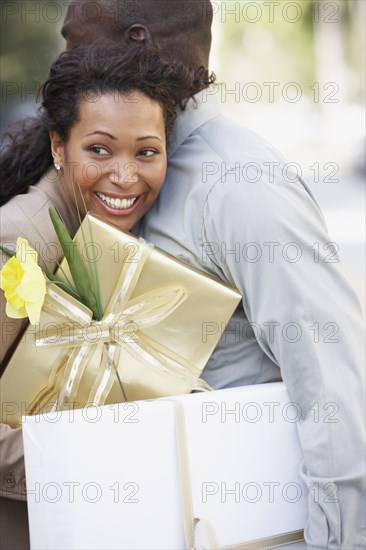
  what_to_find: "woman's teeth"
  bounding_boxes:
[96,192,137,210]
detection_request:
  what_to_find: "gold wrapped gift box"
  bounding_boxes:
[1,214,241,427]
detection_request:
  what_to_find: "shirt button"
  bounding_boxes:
[4,473,15,489]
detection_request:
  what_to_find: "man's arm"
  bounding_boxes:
[203,168,365,548]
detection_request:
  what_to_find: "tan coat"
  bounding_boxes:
[0,170,78,549]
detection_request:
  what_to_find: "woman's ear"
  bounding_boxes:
[126,24,151,43]
[49,131,65,167]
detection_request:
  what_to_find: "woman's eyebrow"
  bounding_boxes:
[86,131,117,140]
[136,136,163,142]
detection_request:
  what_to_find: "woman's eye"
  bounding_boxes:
[138,149,158,158]
[89,145,109,155]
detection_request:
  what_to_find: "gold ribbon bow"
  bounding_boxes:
[29,239,208,415]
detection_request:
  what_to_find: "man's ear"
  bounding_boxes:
[126,24,151,43]
[49,131,65,166]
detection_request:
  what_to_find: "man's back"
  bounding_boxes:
[139,92,366,549]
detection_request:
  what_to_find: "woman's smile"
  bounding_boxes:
[94,191,144,217]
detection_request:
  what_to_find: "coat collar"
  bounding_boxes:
[167,89,222,157]
[36,168,79,236]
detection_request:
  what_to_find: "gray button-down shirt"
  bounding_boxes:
[138,93,365,548]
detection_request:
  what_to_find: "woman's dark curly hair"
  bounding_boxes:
[0,42,215,206]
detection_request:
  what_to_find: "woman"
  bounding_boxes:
[1,41,214,357]
[0,43,213,549]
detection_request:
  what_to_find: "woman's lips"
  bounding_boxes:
[94,191,144,216]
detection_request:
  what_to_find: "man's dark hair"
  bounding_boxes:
[63,0,213,68]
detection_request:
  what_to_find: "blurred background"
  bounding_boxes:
[1,0,365,307]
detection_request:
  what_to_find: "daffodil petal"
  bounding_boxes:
[2,238,45,324]
[16,237,38,265]
[25,301,43,325]
[22,259,44,278]
[0,256,24,291]
[6,292,25,311]
[6,301,28,319]
[17,265,46,303]
[0,257,25,308]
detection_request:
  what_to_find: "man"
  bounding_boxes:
[2,1,364,548]
[62,2,365,548]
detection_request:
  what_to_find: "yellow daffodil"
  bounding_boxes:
[0,237,46,324]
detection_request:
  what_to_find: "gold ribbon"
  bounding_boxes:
[29,239,209,414]
[173,400,305,550]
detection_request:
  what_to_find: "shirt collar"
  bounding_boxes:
[167,88,222,157]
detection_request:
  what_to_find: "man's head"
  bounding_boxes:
[62,0,213,69]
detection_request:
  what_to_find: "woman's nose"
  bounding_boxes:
[108,162,139,186]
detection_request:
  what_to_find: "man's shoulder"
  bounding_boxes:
[180,108,286,167]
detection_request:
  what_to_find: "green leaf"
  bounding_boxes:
[49,207,101,320]
[73,183,103,320]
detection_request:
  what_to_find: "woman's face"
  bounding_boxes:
[51,91,167,232]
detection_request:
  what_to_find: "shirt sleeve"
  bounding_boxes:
[202,167,365,549]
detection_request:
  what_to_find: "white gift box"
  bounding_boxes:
[22,382,308,550]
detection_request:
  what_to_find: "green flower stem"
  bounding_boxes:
[114,364,127,402]
[73,184,103,320]
[0,244,16,257]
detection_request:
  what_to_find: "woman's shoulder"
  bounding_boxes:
[1,171,57,247]
[1,169,77,249]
